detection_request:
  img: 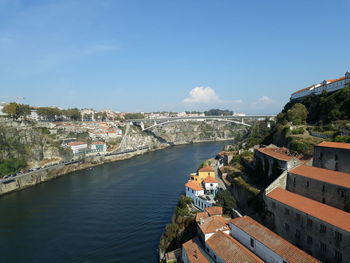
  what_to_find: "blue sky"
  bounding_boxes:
[0,0,349,114]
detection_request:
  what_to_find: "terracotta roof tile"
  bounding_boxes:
[198,216,229,234]
[196,212,209,222]
[267,188,350,232]
[203,176,218,184]
[230,216,320,263]
[206,231,264,263]
[67,141,87,146]
[185,181,204,191]
[256,147,293,161]
[205,206,223,216]
[316,141,350,150]
[182,238,212,263]
[289,165,350,189]
[199,166,214,173]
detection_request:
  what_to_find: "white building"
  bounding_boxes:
[67,141,88,155]
[290,71,350,100]
[0,102,7,116]
[229,216,320,263]
[90,141,107,153]
[185,176,219,211]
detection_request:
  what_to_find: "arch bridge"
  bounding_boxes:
[126,115,274,131]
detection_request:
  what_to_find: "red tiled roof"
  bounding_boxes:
[205,206,223,216]
[67,141,86,146]
[316,141,350,150]
[230,216,320,263]
[267,188,350,232]
[291,86,313,95]
[199,166,214,173]
[185,181,204,191]
[289,165,350,189]
[327,76,346,84]
[196,212,209,222]
[198,216,229,234]
[182,238,212,263]
[91,141,105,145]
[256,147,293,162]
[203,176,217,184]
[206,231,264,263]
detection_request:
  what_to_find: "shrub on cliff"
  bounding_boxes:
[0,158,26,177]
[287,103,308,125]
[215,190,236,215]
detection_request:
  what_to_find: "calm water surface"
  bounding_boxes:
[0,141,230,263]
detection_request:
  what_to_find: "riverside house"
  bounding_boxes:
[185,176,219,211]
[189,166,216,183]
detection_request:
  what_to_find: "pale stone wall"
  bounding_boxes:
[287,172,350,212]
[265,197,350,263]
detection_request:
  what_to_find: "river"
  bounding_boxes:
[0,141,230,263]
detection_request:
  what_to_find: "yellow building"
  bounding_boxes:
[189,166,216,182]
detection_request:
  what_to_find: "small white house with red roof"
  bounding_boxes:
[90,141,107,153]
[67,141,88,155]
[185,176,219,211]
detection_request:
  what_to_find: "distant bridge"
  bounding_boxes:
[126,115,275,131]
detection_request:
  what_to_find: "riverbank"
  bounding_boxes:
[0,138,234,197]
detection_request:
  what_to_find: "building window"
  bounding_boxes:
[293,177,296,187]
[335,250,342,263]
[296,213,301,221]
[335,162,339,171]
[320,242,327,253]
[272,202,276,209]
[320,224,327,234]
[284,208,290,215]
[335,231,342,242]
[285,223,290,232]
[307,235,313,244]
[306,181,309,188]
[250,238,254,248]
[307,218,313,227]
[295,229,301,240]
[319,152,323,160]
[341,190,344,198]
[322,198,326,204]
[335,154,338,161]
[322,185,325,192]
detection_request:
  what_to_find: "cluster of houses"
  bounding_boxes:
[179,206,320,263]
[185,166,220,210]
[178,141,350,263]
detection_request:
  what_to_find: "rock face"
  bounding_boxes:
[150,121,248,145]
[118,124,168,151]
[0,122,65,165]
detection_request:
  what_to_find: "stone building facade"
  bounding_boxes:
[287,165,350,212]
[313,142,350,173]
[266,188,350,263]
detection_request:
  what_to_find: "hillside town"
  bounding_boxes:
[164,140,350,263]
[162,73,350,263]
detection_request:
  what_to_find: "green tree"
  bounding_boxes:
[63,108,81,121]
[124,113,145,119]
[214,190,236,215]
[287,103,308,125]
[3,103,31,120]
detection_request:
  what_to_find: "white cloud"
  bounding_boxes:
[251,96,281,111]
[183,87,220,103]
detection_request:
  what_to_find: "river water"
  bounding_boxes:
[0,141,230,263]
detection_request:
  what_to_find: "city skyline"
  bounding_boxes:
[0,0,349,114]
